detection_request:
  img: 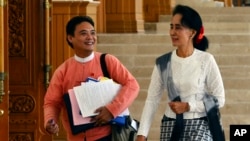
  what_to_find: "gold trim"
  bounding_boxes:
[0,109,4,116]
[0,0,6,7]
[44,0,51,9]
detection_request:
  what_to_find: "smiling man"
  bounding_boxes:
[43,15,139,141]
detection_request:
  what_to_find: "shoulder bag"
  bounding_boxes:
[100,53,140,141]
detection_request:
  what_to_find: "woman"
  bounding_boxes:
[136,4,225,141]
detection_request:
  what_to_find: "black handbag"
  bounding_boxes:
[111,116,139,141]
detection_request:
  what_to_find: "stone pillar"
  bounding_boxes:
[52,0,99,30]
[143,0,172,22]
[105,0,144,33]
[95,0,106,33]
[136,0,144,33]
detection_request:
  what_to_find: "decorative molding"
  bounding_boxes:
[9,95,35,113]
[9,0,25,57]
[9,119,36,124]
[9,132,33,141]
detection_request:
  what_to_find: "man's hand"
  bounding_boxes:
[91,106,113,126]
[45,119,59,136]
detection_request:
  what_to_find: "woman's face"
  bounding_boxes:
[169,14,194,48]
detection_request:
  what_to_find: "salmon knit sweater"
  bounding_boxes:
[44,52,139,141]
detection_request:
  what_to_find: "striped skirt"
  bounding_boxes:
[160,115,212,141]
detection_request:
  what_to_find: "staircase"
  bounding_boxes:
[97,5,250,141]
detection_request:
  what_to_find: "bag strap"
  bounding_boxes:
[100,53,110,78]
[156,52,172,89]
[156,52,183,141]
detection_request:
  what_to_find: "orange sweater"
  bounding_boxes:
[44,52,139,141]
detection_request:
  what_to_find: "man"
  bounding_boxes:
[44,15,139,141]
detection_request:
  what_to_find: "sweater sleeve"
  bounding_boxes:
[206,55,225,108]
[188,54,225,112]
[137,65,164,137]
[43,68,64,127]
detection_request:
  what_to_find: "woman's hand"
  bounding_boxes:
[136,135,147,141]
[169,102,190,114]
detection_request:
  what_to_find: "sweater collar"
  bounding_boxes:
[74,52,94,63]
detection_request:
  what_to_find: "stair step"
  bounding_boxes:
[122,65,250,79]
[159,15,250,22]
[204,22,250,33]
[97,33,171,44]
[224,89,250,103]
[98,33,250,44]
[220,66,250,79]
[156,22,250,33]
[156,7,250,29]
[193,7,250,15]
[208,43,250,55]
[174,0,224,7]
[135,77,250,92]
[97,43,250,56]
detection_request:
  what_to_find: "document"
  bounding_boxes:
[68,89,93,125]
[63,93,95,134]
[73,79,122,117]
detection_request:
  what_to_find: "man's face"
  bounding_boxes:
[67,22,97,57]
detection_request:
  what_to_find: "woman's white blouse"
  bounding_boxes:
[137,49,225,136]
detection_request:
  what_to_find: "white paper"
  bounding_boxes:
[68,89,93,125]
[73,79,122,117]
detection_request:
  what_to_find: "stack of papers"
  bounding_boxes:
[74,79,122,117]
[67,78,129,126]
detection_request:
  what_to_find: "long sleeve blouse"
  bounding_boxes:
[137,49,225,137]
[44,52,139,141]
